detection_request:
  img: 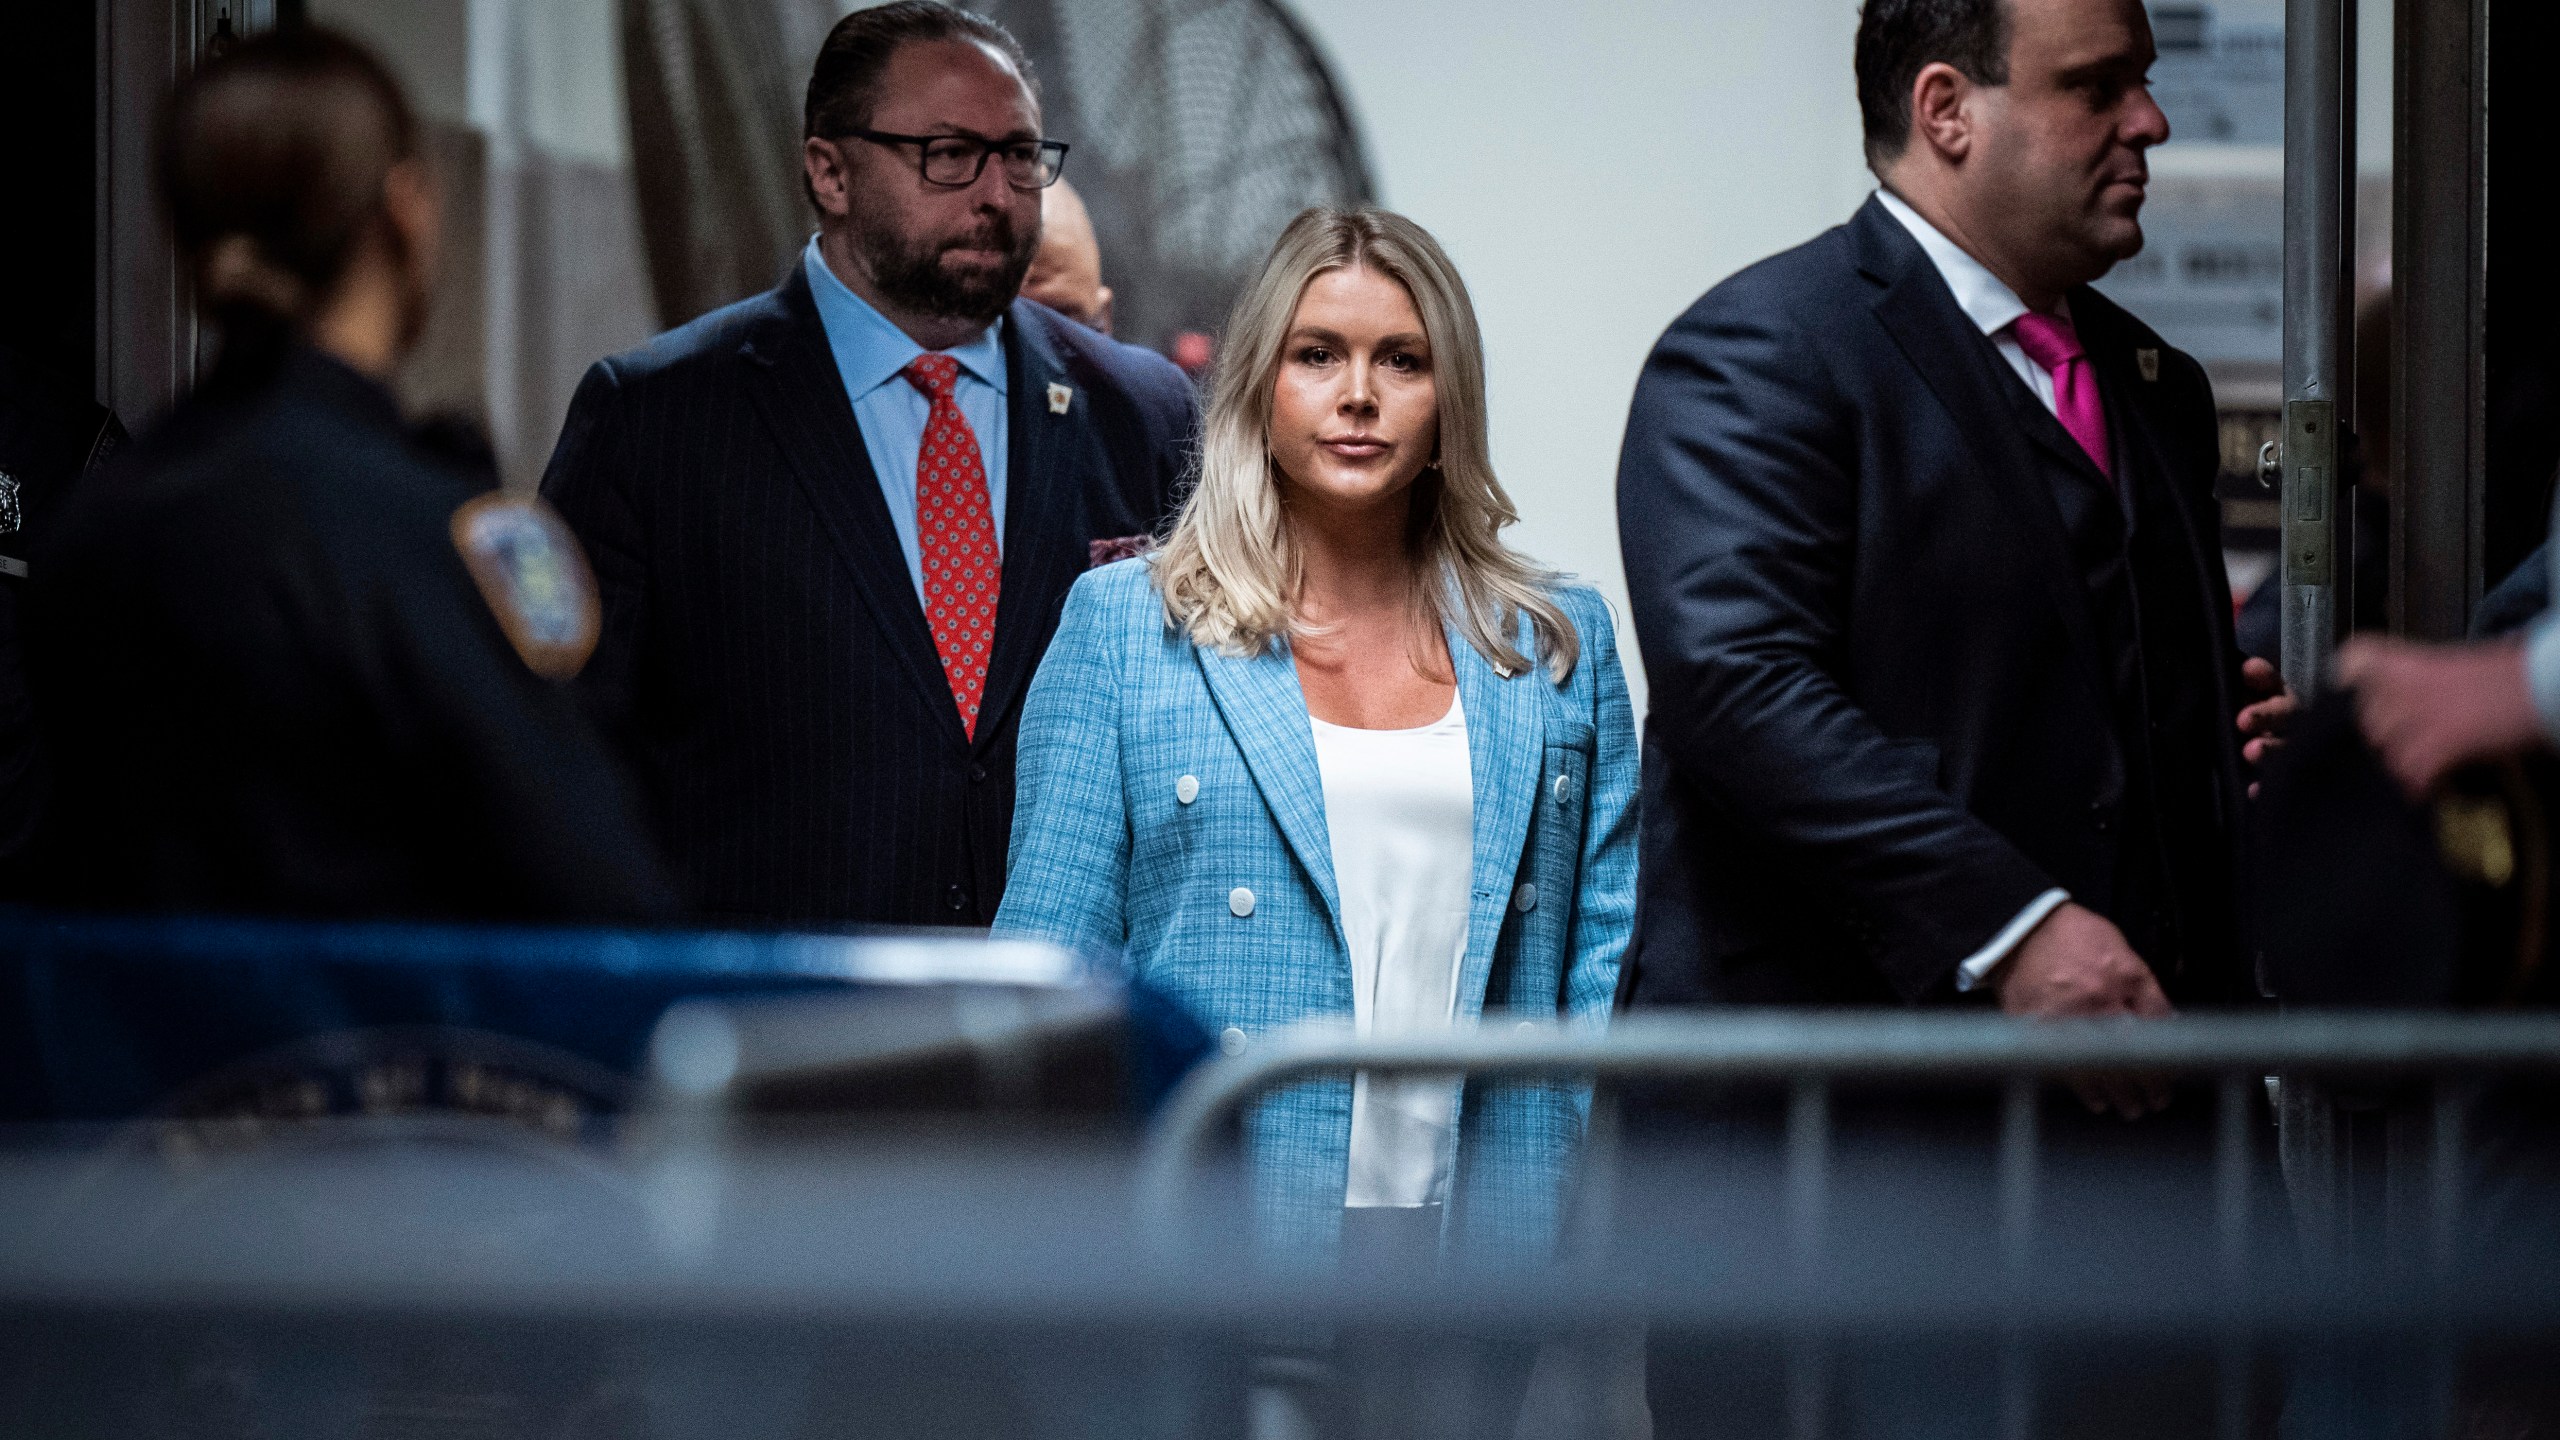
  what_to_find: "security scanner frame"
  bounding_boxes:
[2270,0,2532,1323]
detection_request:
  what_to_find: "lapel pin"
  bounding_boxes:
[1047,381,1074,415]
[2136,348,2160,383]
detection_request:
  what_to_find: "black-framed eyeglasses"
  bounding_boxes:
[837,129,1069,190]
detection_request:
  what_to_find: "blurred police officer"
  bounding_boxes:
[22,27,677,923]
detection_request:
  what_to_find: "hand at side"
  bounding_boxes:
[1990,901,2174,1119]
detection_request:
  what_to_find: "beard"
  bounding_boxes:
[852,207,1040,326]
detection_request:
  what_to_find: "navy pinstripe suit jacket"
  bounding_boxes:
[540,268,1197,926]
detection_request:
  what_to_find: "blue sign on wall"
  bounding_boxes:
[2146,1,2285,145]
[2093,3,2286,369]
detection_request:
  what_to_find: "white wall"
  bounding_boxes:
[1283,2,1875,713]
[317,0,658,485]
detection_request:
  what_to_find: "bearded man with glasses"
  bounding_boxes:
[541,0,1196,928]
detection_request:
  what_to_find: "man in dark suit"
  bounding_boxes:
[1615,11,2298,1431]
[1618,0,2290,1048]
[542,1,1195,928]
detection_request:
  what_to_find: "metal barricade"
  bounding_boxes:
[1143,1012,2560,1247]
[1138,1012,2560,1440]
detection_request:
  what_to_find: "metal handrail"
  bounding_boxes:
[1135,1011,2560,1231]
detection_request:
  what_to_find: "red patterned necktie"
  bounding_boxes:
[2010,310,2113,484]
[903,354,1002,738]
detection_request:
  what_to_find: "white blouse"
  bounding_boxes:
[1309,689,1474,1209]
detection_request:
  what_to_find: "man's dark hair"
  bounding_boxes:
[1855,0,2012,167]
[803,1,1037,142]
[158,25,417,335]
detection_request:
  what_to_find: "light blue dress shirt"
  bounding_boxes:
[2527,535,2560,743]
[801,237,1008,599]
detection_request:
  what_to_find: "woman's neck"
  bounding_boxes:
[1291,488,1416,624]
[1285,484,1453,725]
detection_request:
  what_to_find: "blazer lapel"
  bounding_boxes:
[739,270,965,750]
[2078,298,2191,523]
[2000,358,2121,500]
[1191,617,1547,993]
[1853,199,2112,713]
[1194,640,1341,933]
[1451,623,1544,1022]
[975,305,1085,751]
[2078,304,2250,810]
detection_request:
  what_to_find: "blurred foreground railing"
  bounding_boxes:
[1143,1012,2560,1261]
[9,911,2560,1440]
[1139,1011,2560,1440]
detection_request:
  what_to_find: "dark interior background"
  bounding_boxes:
[2483,0,2560,593]
[4,1,98,387]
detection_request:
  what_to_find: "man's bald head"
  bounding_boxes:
[1020,179,1114,333]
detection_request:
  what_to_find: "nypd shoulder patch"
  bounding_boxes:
[450,492,601,681]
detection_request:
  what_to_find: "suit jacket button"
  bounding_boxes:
[1220,1026,1249,1055]
[945,884,969,912]
[970,764,989,784]
[1177,774,1200,804]
[1514,882,1538,913]
[1229,886,1256,917]
[1552,774,1575,805]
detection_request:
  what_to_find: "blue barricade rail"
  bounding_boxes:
[0,906,1206,1126]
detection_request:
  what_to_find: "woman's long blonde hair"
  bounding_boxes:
[1152,207,1578,682]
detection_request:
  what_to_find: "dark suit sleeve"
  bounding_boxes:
[1152,366,1201,525]
[1617,297,2056,999]
[539,359,648,735]
[1093,338,1198,529]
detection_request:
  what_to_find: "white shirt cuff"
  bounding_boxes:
[1954,889,2070,993]
[2525,614,2560,747]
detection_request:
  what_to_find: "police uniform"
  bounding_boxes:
[21,343,678,922]
[0,343,124,894]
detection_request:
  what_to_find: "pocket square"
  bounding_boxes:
[1088,534,1156,568]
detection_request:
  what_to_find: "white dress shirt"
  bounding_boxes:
[1311,691,1474,1208]
[1874,187,2074,991]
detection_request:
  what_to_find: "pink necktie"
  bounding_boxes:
[904,354,1002,739]
[2010,310,2112,483]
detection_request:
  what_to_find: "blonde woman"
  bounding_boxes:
[995,207,1636,1263]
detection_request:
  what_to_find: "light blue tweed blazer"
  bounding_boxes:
[995,557,1638,1260]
